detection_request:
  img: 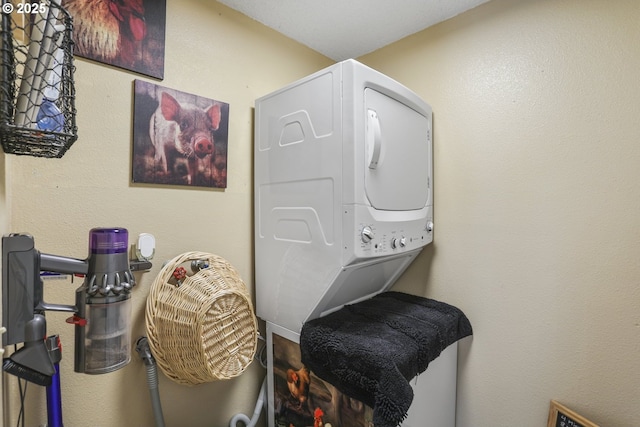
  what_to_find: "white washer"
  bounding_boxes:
[265,322,457,427]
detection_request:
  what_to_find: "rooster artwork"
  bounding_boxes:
[62,0,166,78]
[273,334,371,427]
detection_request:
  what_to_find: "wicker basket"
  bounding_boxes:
[145,251,258,385]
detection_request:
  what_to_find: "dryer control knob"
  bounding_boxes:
[391,238,399,249]
[426,221,434,232]
[361,226,374,243]
[399,237,406,247]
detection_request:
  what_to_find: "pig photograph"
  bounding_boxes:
[132,80,229,188]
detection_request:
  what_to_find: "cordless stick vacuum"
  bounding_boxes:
[1,228,143,426]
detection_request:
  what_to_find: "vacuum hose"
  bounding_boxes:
[136,337,166,427]
[229,376,267,427]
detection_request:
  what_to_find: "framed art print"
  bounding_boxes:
[132,80,229,188]
[62,0,166,78]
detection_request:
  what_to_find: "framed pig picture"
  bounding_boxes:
[62,0,166,79]
[132,80,229,188]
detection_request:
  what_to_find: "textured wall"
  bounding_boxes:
[2,1,330,426]
[4,0,640,426]
[364,0,640,426]
[0,146,6,423]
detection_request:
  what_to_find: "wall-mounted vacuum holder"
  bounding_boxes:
[1,228,151,385]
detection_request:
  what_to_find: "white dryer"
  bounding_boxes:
[254,59,434,333]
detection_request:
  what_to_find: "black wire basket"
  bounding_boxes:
[0,1,78,158]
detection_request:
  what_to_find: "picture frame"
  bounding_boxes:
[547,400,600,427]
[61,0,166,79]
[272,333,373,427]
[132,80,229,188]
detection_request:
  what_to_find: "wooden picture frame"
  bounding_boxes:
[547,400,600,427]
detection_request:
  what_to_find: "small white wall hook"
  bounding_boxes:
[0,326,6,355]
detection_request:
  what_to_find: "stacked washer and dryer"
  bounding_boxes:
[254,59,457,427]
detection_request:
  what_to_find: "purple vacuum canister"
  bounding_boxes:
[74,228,135,374]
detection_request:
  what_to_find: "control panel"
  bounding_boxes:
[357,219,433,257]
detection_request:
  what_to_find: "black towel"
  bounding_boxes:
[299,291,472,427]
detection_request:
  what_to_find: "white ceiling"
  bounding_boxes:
[217,0,492,61]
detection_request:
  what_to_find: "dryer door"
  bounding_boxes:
[364,88,431,211]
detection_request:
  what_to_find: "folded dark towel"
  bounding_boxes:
[299,291,472,427]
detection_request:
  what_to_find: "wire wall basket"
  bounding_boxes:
[0,1,78,158]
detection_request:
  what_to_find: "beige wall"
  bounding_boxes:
[4,0,640,426]
[0,147,6,422]
[3,1,330,426]
[364,0,640,426]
